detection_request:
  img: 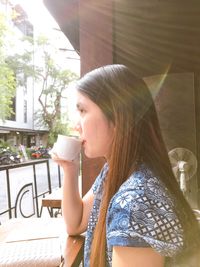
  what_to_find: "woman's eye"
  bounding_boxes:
[76,104,86,115]
[78,108,85,115]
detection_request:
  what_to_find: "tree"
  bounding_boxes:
[7,35,78,145]
[0,14,16,121]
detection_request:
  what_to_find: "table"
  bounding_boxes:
[0,218,84,267]
[63,235,85,267]
[41,188,62,217]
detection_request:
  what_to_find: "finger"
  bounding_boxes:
[50,152,60,160]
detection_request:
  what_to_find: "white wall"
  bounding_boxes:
[0,1,35,130]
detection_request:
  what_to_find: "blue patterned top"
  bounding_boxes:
[84,163,183,267]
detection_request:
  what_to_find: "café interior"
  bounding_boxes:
[0,0,200,266]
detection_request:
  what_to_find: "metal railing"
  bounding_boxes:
[0,159,61,220]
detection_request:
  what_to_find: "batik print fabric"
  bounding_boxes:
[84,163,184,267]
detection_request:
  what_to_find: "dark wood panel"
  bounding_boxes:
[144,73,198,207]
[114,0,200,77]
[43,0,80,54]
[80,0,113,75]
[79,0,113,195]
[194,73,200,207]
[144,73,196,152]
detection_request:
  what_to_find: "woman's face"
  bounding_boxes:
[75,91,115,159]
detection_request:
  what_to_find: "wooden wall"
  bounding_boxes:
[144,73,197,207]
[79,0,113,195]
[113,0,200,207]
[113,0,200,76]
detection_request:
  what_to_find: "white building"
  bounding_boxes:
[0,1,80,147]
[0,1,48,147]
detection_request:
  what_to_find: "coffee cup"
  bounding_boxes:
[51,135,82,161]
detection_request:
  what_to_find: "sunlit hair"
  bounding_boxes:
[76,65,200,267]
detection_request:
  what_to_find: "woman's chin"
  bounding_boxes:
[84,152,95,158]
[84,150,100,159]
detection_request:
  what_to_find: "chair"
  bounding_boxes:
[0,217,85,267]
[40,187,62,217]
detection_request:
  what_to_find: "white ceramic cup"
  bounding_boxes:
[52,135,82,161]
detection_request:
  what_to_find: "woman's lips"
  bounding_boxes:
[82,140,86,147]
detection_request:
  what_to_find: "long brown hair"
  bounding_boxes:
[77,65,200,266]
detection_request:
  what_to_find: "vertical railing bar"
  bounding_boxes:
[58,165,61,188]
[6,168,12,219]
[46,160,52,194]
[33,163,39,217]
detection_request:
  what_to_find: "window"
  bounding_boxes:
[8,96,16,121]
[23,84,27,123]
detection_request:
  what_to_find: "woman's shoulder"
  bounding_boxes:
[117,163,174,207]
[106,164,184,257]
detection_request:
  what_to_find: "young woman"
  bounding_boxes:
[52,65,200,267]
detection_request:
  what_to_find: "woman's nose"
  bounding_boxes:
[74,121,82,133]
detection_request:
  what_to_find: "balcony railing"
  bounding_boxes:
[0,159,62,221]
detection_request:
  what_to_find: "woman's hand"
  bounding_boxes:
[51,150,93,235]
[51,152,80,173]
